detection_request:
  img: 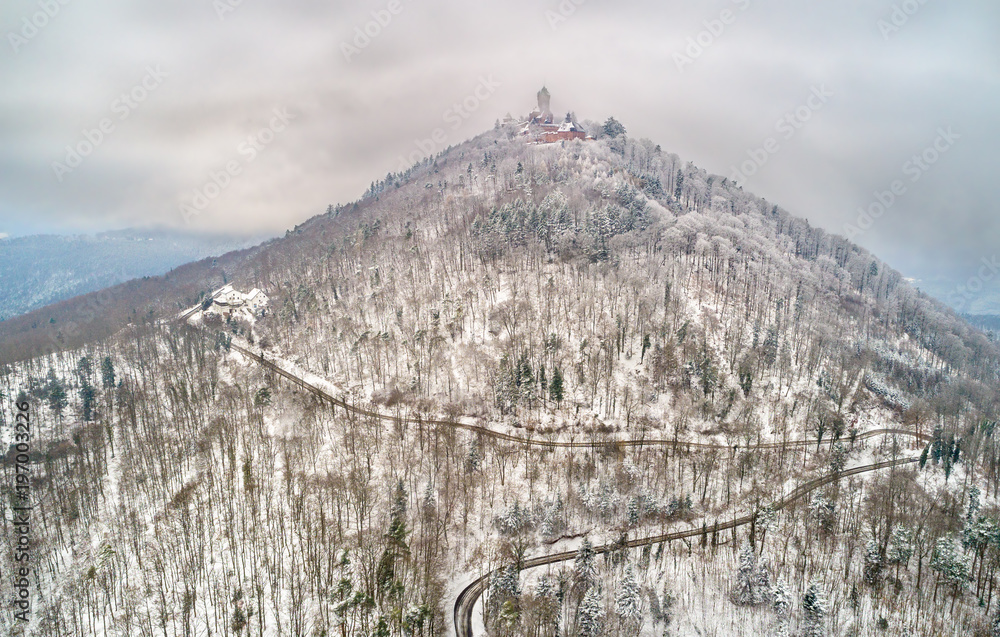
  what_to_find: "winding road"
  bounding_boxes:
[453,455,920,637]
[225,340,929,453]
[181,327,930,637]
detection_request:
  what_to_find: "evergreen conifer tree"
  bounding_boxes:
[579,586,604,637]
[549,367,564,404]
[574,538,597,586]
[614,566,642,629]
[802,583,827,637]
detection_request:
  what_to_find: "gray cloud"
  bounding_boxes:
[0,0,998,307]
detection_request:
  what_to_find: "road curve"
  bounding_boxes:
[453,456,920,637]
[222,340,930,453]
[177,287,229,322]
[212,339,926,637]
[179,331,927,637]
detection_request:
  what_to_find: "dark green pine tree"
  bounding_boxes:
[47,373,67,420]
[80,382,96,422]
[931,428,943,463]
[603,116,627,138]
[76,356,92,384]
[762,327,779,367]
[699,341,717,397]
[549,367,564,405]
[802,583,827,637]
[101,356,116,389]
[517,352,534,388]
[376,480,409,604]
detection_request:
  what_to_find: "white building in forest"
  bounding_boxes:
[209,284,269,318]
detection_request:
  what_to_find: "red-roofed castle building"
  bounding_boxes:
[519,87,591,144]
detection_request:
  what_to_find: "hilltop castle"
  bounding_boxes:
[516,87,590,144]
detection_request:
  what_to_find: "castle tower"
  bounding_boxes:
[537,86,551,114]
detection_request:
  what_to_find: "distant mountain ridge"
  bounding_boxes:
[0,228,264,321]
[965,314,1000,333]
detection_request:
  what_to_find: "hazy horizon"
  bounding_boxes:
[2,0,999,310]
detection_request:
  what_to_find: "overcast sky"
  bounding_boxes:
[1,0,998,307]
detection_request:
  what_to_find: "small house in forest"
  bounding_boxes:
[246,289,268,313]
[207,284,269,319]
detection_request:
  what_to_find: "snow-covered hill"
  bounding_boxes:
[2,126,999,637]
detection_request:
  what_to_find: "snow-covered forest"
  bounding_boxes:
[2,125,1000,636]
